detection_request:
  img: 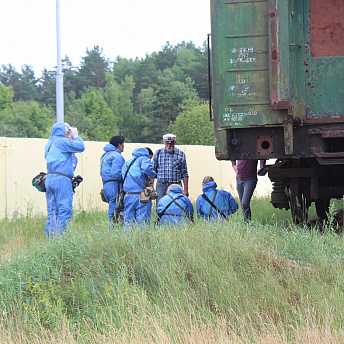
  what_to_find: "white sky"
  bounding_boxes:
[0,0,211,76]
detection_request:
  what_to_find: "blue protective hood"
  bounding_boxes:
[202,181,218,192]
[103,143,118,153]
[132,147,149,158]
[49,122,66,141]
[169,187,184,195]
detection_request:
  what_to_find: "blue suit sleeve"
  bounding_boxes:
[196,196,203,218]
[226,192,238,214]
[141,157,157,178]
[57,137,85,153]
[185,197,194,218]
[111,154,125,181]
[72,154,78,171]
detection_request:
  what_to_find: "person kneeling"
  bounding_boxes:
[156,184,194,225]
[196,176,238,221]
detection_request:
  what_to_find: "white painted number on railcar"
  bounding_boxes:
[228,47,256,64]
[222,106,258,123]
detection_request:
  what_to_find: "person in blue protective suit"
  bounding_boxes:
[156,184,194,225]
[196,176,238,221]
[100,135,125,222]
[45,122,85,236]
[122,147,157,226]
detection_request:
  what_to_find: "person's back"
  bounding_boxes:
[100,136,125,223]
[196,179,238,221]
[100,144,124,184]
[157,185,194,225]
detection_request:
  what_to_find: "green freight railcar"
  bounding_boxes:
[210,0,344,222]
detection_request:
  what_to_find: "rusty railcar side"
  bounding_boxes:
[210,0,344,222]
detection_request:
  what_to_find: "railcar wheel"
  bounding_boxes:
[315,198,330,220]
[289,178,310,224]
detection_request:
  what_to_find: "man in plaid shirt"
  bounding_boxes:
[153,133,189,206]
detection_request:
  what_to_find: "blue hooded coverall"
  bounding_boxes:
[156,187,194,225]
[45,123,85,236]
[122,148,156,226]
[100,143,125,221]
[196,181,238,220]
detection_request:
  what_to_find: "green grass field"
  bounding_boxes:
[0,197,343,343]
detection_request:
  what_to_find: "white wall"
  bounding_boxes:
[0,137,272,219]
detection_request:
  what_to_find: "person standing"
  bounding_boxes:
[45,122,85,236]
[156,184,194,225]
[100,135,125,222]
[122,147,156,226]
[196,176,238,220]
[231,160,265,221]
[152,133,189,206]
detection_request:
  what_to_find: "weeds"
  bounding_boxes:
[0,201,344,342]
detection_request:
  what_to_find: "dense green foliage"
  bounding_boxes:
[0,42,212,144]
[0,199,344,343]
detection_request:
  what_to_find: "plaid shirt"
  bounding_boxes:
[153,147,189,184]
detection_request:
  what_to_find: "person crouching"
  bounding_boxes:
[196,176,238,221]
[156,184,194,225]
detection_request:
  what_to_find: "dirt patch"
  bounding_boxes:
[256,251,303,273]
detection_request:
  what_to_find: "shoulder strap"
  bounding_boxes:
[45,140,55,156]
[48,141,54,151]
[123,157,138,182]
[207,190,217,220]
[157,194,183,222]
[166,194,193,222]
[168,194,188,216]
[100,151,114,172]
[155,148,161,167]
[202,192,227,219]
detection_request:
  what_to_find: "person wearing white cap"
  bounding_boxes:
[152,133,189,206]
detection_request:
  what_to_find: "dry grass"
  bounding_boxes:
[0,302,342,344]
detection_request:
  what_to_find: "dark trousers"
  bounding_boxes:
[236,177,257,221]
[156,180,182,207]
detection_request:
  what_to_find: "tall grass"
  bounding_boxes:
[0,198,343,343]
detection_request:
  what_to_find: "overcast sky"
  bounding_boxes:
[0,0,211,76]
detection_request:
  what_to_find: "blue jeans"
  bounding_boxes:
[236,177,257,221]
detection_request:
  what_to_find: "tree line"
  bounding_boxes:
[0,42,214,145]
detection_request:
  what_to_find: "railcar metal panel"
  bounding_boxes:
[210,0,285,131]
[211,0,344,160]
[210,0,344,220]
[305,0,344,121]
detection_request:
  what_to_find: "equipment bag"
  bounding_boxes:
[100,151,115,203]
[114,188,125,222]
[32,172,47,192]
[116,188,125,208]
[72,175,83,193]
[100,189,107,202]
